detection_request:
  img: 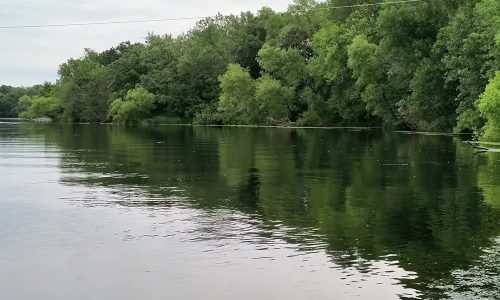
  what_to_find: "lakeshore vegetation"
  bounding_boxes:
[1,0,499,140]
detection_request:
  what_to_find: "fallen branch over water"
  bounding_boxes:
[467,140,489,152]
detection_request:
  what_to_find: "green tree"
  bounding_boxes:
[108,43,147,99]
[109,87,155,124]
[374,0,452,129]
[17,95,33,115]
[255,76,294,123]
[257,43,308,121]
[0,84,53,118]
[477,72,500,141]
[258,44,308,90]
[57,50,111,122]
[407,58,457,131]
[348,35,398,124]
[435,0,500,132]
[307,14,375,126]
[19,96,61,120]
[217,64,257,124]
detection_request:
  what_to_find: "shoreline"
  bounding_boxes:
[1,118,474,137]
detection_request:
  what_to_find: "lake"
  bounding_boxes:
[0,122,499,300]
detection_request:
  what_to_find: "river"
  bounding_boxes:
[0,122,499,299]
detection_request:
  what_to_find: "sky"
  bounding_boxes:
[0,0,292,87]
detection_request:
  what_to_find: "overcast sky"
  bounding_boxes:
[0,0,292,87]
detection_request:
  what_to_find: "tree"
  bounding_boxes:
[374,0,452,129]
[217,64,257,124]
[435,0,500,132]
[0,84,53,118]
[348,35,398,124]
[226,12,269,79]
[57,50,111,123]
[18,96,61,120]
[108,43,147,100]
[258,44,308,90]
[109,87,155,124]
[255,76,294,123]
[257,44,308,121]
[407,58,456,131]
[477,72,500,141]
[307,16,374,126]
[17,95,33,115]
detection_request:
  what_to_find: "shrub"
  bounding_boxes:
[109,87,155,124]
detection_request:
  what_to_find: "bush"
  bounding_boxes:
[478,72,500,141]
[18,96,61,120]
[217,64,256,124]
[193,106,224,125]
[255,76,293,124]
[109,87,155,124]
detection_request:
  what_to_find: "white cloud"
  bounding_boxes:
[0,0,292,86]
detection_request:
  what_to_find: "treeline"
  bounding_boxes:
[2,0,500,139]
[0,83,54,118]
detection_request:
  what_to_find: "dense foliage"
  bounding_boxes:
[1,0,499,139]
[109,87,155,124]
[478,72,500,141]
[18,95,61,120]
[0,83,54,118]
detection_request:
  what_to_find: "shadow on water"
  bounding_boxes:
[11,124,500,299]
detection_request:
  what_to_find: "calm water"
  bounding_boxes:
[0,122,499,300]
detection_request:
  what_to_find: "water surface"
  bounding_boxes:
[0,123,499,299]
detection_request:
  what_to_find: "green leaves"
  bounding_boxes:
[406,58,456,131]
[218,64,294,125]
[347,35,397,123]
[347,36,384,88]
[0,84,54,118]
[255,76,294,122]
[257,44,307,89]
[309,25,345,83]
[436,0,500,132]
[18,96,61,120]
[109,88,155,124]
[57,52,111,123]
[478,72,500,141]
[218,64,257,124]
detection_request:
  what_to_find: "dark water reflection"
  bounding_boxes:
[0,124,499,299]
